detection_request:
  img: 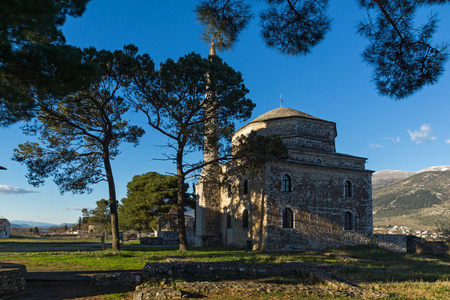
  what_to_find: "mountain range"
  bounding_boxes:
[10,221,72,228]
[372,166,450,230]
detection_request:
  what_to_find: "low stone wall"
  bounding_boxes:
[140,231,195,246]
[141,261,327,283]
[0,263,26,298]
[90,272,141,286]
[140,237,164,245]
[135,279,383,300]
[416,241,448,256]
[137,262,383,299]
[372,234,407,253]
[155,231,179,245]
[156,231,195,246]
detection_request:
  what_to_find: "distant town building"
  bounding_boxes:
[157,208,195,232]
[156,208,195,245]
[0,218,11,238]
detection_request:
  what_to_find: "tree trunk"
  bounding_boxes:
[104,153,120,251]
[177,147,188,251]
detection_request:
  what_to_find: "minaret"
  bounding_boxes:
[195,41,222,247]
[203,41,219,168]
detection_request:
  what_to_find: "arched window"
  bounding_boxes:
[345,181,352,197]
[242,209,249,228]
[316,159,322,164]
[226,210,232,229]
[281,174,292,192]
[243,179,249,195]
[344,211,353,230]
[282,207,294,228]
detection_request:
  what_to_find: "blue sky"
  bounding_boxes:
[1,0,450,224]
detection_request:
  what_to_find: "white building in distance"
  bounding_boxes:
[0,218,11,238]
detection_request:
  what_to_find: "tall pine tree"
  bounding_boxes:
[13,46,144,251]
[0,0,95,126]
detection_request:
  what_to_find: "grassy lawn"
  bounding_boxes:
[0,246,334,271]
[1,238,449,298]
[326,246,450,283]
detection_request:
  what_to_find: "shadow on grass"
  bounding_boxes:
[326,245,450,283]
[136,245,450,284]
[11,280,133,300]
[2,238,449,285]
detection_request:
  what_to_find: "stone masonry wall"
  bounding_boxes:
[0,263,26,298]
[195,173,221,247]
[289,151,366,170]
[211,109,373,253]
[264,161,373,252]
[233,117,337,153]
[141,261,327,282]
[141,231,195,246]
[219,168,266,250]
[372,234,408,253]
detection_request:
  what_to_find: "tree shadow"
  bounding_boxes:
[10,280,133,300]
[325,245,450,283]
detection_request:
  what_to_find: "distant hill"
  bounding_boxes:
[372,166,450,190]
[10,221,64,228]
[372,170,450,231]
[417,166,450,173]
[372,170,415,189]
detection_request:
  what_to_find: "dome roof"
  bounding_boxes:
[250,107,327,123]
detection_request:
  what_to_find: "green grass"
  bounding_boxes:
[325,245,450,282]
[0,247,327,271]
[1,240,450,299]
[1,242,449,283]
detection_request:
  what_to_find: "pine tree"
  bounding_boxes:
[196,0,449,98]
[129,52,254,250]
[13,46,144,251]
[1,0,95,126]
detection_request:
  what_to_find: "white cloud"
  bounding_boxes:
[64,207,86,211]
[370,144,384,148]
[383,136,401,143]
[0,185,39,195]
[407,124,437,144]
[446,139,450,144]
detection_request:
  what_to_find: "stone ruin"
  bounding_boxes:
[0,263,26,298]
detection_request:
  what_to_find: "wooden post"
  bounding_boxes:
[101,235,105,251]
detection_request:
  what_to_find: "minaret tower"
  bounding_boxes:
[203,41,219,171]
[195,41,222,247]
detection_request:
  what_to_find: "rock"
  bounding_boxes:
[134,283,182,300]
[0,263,26,298]
[90,272,141,286]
